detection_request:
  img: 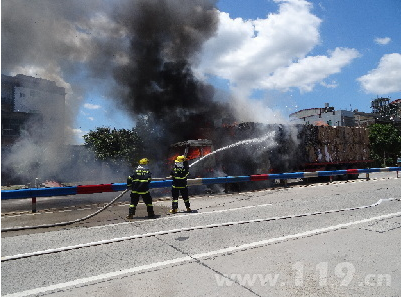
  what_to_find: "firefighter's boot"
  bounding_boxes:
[170,200,179,214]
[126,206,135,219]
[147,204,155,218]
[184,200,191,212]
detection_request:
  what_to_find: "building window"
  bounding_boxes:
[20,92,25,98]
[2,119,21,136]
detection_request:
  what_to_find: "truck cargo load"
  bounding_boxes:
[169,123,372,179]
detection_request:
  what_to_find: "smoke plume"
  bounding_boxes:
[2,0,302,187]
[110,0,235,160]
[2,0,240,183]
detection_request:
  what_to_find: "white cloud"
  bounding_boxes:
[197,0,358,94]
[72,128,84,135]
[320,80,338,88]
[374,37,391,45]
[88,117,94,121]
[84,103,101,109]
[195,0,360,122]
[357,53,401,94]
[260,47,360,92]
[66,127,87,144]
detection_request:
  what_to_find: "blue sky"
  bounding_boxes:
[74,0,401,144]
[3,0,400,144]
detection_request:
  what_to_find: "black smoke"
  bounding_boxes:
[111,0,234,160]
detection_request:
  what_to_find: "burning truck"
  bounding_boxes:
[169,139,215,177]
[169,123,371,180]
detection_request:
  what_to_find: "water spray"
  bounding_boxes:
[189,131,276,168]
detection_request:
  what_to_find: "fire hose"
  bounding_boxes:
[1,189,128,232]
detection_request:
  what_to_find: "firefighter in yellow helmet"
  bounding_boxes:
[126,158,155,219]
[169,155,191,214]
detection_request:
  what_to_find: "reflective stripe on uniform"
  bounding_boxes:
[132,191,149,194]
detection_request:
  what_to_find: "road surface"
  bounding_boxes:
[1,172,400,296]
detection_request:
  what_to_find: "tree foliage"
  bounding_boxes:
[83,127,144,167]
[369,124,401,167]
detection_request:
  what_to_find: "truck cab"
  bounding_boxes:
[169,139,215,177]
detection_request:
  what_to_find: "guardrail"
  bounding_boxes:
[2,166,400,199]
[2,167,400,212]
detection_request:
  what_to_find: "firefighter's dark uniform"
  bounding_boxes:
[127,165,155,218]
[171,161,190,211]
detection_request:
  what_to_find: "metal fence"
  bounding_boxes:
[2,167,400,200]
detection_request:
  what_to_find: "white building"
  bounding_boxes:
[2,74,66,145]
[290,103,355,127]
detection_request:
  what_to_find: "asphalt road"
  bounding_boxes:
[1,172,400,297]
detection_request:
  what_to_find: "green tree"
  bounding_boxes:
[83,127,144,167]
[369,124,401,167]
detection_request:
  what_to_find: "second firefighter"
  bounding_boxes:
[169,155,191,213]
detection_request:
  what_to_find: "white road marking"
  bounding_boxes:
[4,210,401,297]
[2,199,396,262]
[89,203,273,229]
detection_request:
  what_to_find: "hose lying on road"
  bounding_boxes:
[1,189,128,232]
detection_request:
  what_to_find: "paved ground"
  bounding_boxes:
[1,172,400,296]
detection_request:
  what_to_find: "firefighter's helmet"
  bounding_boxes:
[139,158,149,165]
[175,155,186,163]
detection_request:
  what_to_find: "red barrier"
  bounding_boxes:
[77,184,114,194]
[250,174,269,181]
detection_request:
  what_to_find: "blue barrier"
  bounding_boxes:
[2,167,400,200]
[111,183,129,192]
[1,186,78,199]
[270,172,305,179]
[150,180,173,188]
[227,176,253,183]
[202,176,250,185]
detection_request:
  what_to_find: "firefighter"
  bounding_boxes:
[169,155,191,214]
[126,158,155,219]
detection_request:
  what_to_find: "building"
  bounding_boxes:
[290,99,401,128]
[289,103,355,127]
[371,97,390,114]
[1,74,66,146]
[370,97,401,121]
[389,99,401,119]
[353,111,377,127]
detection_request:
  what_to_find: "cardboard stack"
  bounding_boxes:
[302,126,370,164]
